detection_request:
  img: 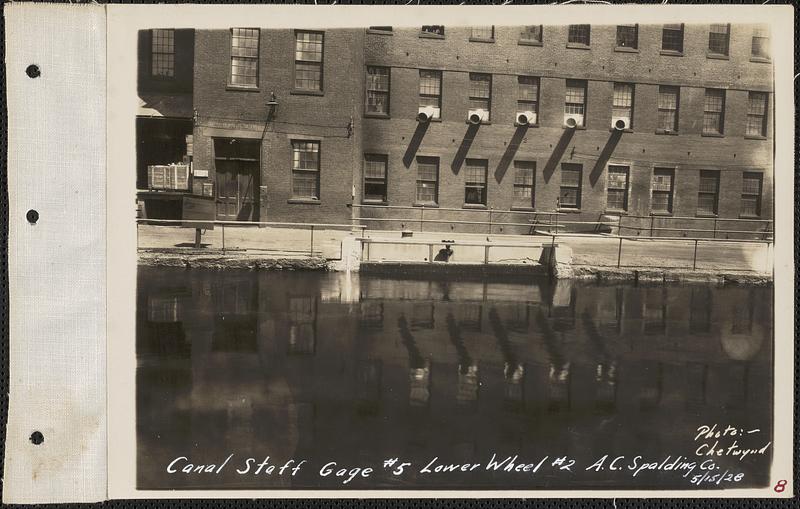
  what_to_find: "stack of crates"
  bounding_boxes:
[147,163,190,191]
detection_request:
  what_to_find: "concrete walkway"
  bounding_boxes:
[137,225,772,274]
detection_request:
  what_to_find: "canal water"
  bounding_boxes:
[137,267,773,490]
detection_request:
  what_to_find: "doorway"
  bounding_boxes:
[214,138,260,221]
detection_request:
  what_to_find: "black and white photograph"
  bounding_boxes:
[120,5,791,497]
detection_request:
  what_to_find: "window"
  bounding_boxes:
[697,170,720,215]
[464,159,488,206]
[651,168,675,214]
[513,161,535,208]
[363,154,388,203]
[746,92,768,137]
[520,25,543,43]
[416,157,439,204]
[564,79,587,126]
[616,24,638,49]
[294,31,324,91]
[606,166,629,211]
[291,141,320,200]
[151,29,175,78]
[741,172,763,217]
[657,86,680,132]
[230,28,259,87]
[288,296,316,355]
[517,76,539,121]
[703,89,726,135]
[661,24,684,53]
[419,70,442,119]
[468,73,492,120]
[708,24,730,56]
[612,83,634,127]
[751,25,770,59]
[421,26,445,37]
[567,24,590,46]
[471,26,494,40]
[368,26,392,33]
[365,66,390,115]
[560,164,582,209]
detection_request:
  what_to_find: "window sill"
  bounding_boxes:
[566,43,591,50]
[515,122,539,128]
[744,134,768,140]
[604,209,628,215]
[655,129,679,136]
[695,213,718,218]
[288,199,321,205]
[750,56,771,64]
[563,125,586,130]
[366,29,393,35]
[413,202,439,208]
[614,46,639,53]
[364,112,390,119]
[609,128,634,133]
[291,89,325,96]
[557,208,582,213]
[419,32,445,40]
[469,37,495,43]
[463,203,487,210]
[362,200,389,206]
[510,206,536,212]
[518,39,543,47]
[701,132,725,138]
[226,84,260,92]
[659,49,684,57]
[739,214,762,219]
[706,52,730,60]
[650,211,674,217]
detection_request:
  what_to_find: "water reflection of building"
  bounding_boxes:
[137,269,773,489]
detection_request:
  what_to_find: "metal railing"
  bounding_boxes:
[360,237,554,265]
[136,218,366,258]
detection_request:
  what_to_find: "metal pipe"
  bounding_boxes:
[488,208,493,234]
[617,237,623,268]
[310,225,315,257]
[693,239,699,270]
[221,224,225,252]
[650,216,655,237]
[420,206,424,232]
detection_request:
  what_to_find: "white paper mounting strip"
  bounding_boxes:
[4,4,107,503]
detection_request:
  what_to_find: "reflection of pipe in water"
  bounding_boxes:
[504,363,525,403]
[488,307,517,368]
[595,361,617,408]
[398,314,426,369]
[447,313,479,404]
[399,314,431,406]
[446,313,473,373]
[535,309,567,370]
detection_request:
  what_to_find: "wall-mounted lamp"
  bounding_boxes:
[267,92,279,120]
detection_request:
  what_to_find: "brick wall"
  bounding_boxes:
[192,28,364,225]
[356,24,773,236]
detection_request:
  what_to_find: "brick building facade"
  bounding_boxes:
[139,23,773,236]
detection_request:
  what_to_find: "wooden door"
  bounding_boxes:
[215,157,259,221]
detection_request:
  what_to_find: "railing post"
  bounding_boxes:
[221,224,225,252]
[310,225,315,257]
[484,245,490,265]
[617,237,623,268]
[420,206,424,232]
[488,208,493,235]
[649,215,654,237]
[693,239,699,270]
[429,243,434,263]
[712,218,717,239]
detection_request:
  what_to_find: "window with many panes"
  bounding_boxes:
[416,157,439,204]
[291,141,320,200]
[471,26,494,40]
[560,164,582,209]
[661,24,684,53]
[616,24,638,49]
[651,168,675,214]
[697,170,720,215]
[612,83,634,127]
[564,79,587,126]
[419,70,442,119]
[365,66,390,115]
[464,159,488,206]
[294,31,324,91]
[657,86,680,132]
[517,76,539,121]
[741,172,763,217]
[513,161,535,208]
[751,25,770,59]
[468,73,492,120]
[230,28,259,87]
[151,29,175,78]
[708,24,730,56]
[288,296,316,355]
[746,92,768,137]
[606,166,629,211]
[567,24,590,46]
[421,26,445,37]
[363,154,388,203]
[520,25,543,43]
[703,89,725,135]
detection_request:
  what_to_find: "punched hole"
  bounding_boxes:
[26,64,41,79]
[30,431,44,445]
[26,209,39,224]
